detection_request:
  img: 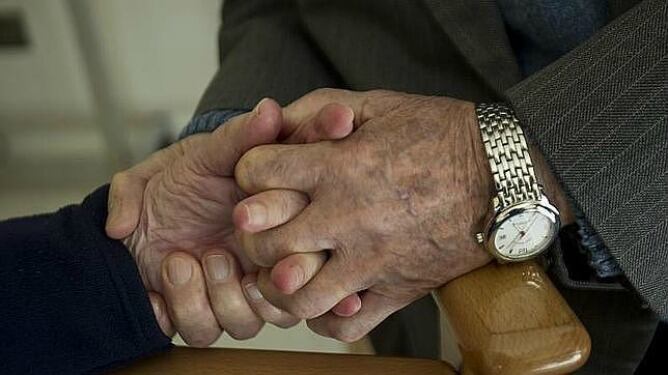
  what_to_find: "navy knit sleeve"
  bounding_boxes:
[0,185,171,374]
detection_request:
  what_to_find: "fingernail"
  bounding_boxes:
[253,98,269,116]
[245,283,264,300]
[167,257,193,286]
[245,202,267,227]
[205,255,230,281]
[150,298,163,319]
[106,199,118,226]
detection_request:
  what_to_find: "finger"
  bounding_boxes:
[270,252,327,294]
[269,252,362,317]
[202,250,264,340]
[198,98,282,177]
[238,205,333,267]
[148,291,175,337]
[235,142,325,195]
[257,258,367,319]
[242,272,300,329]
[233,190,309,233]
[284,88,403,129]
[161,252,221,347]
[307,292,409,343]
[331,294,363,317]
[282,102,354,143]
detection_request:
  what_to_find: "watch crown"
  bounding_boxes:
[475,232,485,244]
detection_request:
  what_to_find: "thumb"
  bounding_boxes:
[197,98,282,177]
[148,291,175,337]
[105,172,146,239]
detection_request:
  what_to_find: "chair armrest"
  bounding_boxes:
[435,261,591,375]
[114,347,455,375]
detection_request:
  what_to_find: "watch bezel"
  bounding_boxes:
[484,197,560,262]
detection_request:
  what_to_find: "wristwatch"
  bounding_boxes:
[474,103,560,262]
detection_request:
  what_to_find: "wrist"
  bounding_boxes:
[471,102,570,223]
[471,102,562,262]
[527,145,575,226]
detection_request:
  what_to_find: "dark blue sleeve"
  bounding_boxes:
[0,185,171,374]
[179,109,249,139]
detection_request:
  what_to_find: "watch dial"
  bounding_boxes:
[493,209,556,259]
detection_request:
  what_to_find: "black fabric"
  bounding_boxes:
[368,295,440,360]
[557,283,658,374]
[636,321,668,374]
[0,185,171,374]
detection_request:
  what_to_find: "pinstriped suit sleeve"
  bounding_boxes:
[505,0,668,319]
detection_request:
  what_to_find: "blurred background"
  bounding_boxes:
[0,0,371,355]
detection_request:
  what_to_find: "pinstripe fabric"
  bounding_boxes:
[506,0,668,319]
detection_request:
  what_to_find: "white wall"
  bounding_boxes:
[84,0,221,115]
[0,0,92,116]
[0,0,220,119]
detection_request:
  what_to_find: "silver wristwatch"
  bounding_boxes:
[474,103,560,262]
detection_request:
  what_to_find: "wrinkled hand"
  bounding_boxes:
[106,98,361,345]
[234,89,495,342]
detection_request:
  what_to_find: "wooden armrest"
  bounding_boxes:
[435,261,591,375]
[115,347,455,375]
[117,262,589,375]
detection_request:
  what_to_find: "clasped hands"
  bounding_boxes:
[105,89,494,346]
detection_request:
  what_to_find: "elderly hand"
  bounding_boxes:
[105,98,361,345]
[234,89,496,342]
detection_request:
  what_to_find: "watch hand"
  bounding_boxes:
[523,214,540,234]
[511,221,524,232]
[506,230,526,250]
[505,214,540,252]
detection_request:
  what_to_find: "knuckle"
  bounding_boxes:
[110,171,130,189]
[172,299,208,322]
[183,332,219,348]
[331,324,364,343]
[235,152,257,188]
[227,329,258,341]
[236,146,276,191]
[287,301,319,320]
[226,322,262,340]
[254,244,276,267]
[272,315,300,329]
[366,89,392,97]
[310,87,338,98]
[275,194,293,221]
[214,296,248,316]
[239,234,265,266]
[277,191,307,220]
[255,232,291,267]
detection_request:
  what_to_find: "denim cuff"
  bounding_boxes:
[179,109,249,140]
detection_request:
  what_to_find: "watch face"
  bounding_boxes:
[492,208,557,260]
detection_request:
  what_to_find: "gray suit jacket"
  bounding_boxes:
[196,0,668,319]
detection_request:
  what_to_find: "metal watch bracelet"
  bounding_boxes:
[475,103,543,208]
